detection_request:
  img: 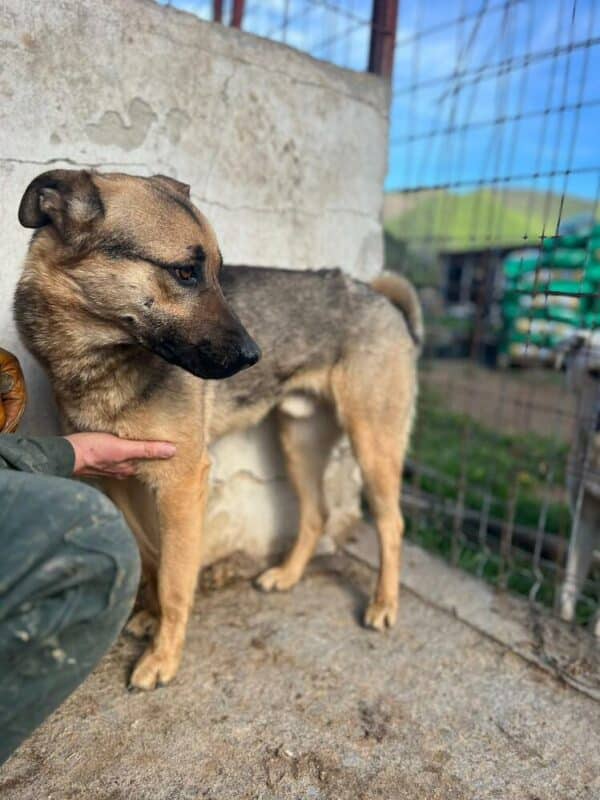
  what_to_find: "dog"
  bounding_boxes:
[14,169,422,690]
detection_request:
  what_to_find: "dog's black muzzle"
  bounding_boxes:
[149,329,261,380]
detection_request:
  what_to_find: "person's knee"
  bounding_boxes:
[65,481,141,607]
[19,475,140,612]
[0,474,141,684]
[66,484,141,641]
[0,473,140,609]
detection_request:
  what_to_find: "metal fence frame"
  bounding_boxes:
[210,0,399,75]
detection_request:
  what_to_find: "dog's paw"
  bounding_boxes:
[364,599,397,631]
[255,565,300,593]
[125,610,158,640]
[129,647,180,691]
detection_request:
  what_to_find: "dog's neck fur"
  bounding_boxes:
[15,241,173,432]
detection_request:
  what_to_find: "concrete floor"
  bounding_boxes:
[1,544,599,800]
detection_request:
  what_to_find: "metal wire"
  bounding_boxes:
[392,36,600,98]
[243,0,372,69]
[386,0,600,649]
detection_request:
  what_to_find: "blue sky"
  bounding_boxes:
[158,0,600,202]
[390,0,600,202]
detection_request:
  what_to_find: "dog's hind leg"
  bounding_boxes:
[256,399,340,592]
[333,350,416,631]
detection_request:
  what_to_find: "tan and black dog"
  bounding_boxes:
[14,169,422,690]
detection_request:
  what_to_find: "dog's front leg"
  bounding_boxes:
[129,454,210,691]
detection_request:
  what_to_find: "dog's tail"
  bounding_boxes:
[371,271,424,350]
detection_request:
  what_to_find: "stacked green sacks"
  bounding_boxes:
[501,224,600,365]
[586,231,600,328]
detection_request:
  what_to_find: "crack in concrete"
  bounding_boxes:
[192,193,376,220]
[202,65,239,197]
[2,161,375,222]
[1,157,151,170]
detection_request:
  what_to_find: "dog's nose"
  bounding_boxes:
[240,336,261,367]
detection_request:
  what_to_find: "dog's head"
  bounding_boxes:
[17,169,260,379]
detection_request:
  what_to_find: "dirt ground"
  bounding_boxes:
[422,359,575,441]
[1,543,599,800]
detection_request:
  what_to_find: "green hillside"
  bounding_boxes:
[384,188,596,253]
[496,188,594,221]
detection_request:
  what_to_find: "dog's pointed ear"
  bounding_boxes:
[151,174,191,199]
[18,170,104,238]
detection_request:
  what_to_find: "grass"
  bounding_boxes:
[403,387,599,625]
[409,386,570,533]
[408,518,559,613]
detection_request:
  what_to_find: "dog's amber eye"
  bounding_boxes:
[174,266,196,285]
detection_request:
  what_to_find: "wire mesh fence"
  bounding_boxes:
[244,0,373,69]
[158,1,374,71]
[388,0,600,245]
[384,0,600,644]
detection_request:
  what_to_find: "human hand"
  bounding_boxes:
[64,432,176,479]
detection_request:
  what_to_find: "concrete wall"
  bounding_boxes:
[0,0,389,563]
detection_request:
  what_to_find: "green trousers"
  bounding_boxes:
[0,471,140,764]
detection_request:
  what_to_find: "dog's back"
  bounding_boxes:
[210,265,421,440]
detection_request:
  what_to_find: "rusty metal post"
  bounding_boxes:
[368,0,399,78]
[231,0,245,28]
[213,0,223,23]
